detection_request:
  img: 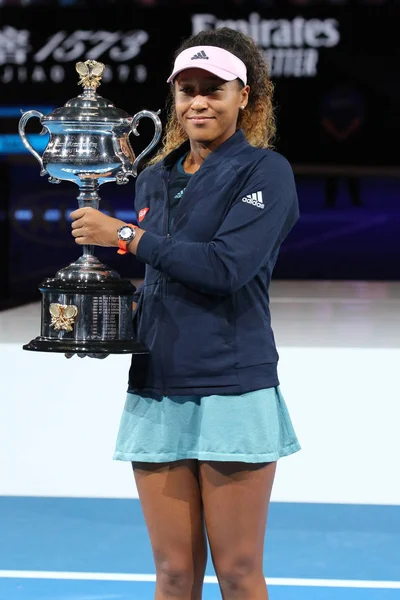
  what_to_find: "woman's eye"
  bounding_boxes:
[178,85,222,95]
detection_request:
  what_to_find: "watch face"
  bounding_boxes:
[119,226,133,241]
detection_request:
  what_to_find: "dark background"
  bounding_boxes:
[0,1,399,307]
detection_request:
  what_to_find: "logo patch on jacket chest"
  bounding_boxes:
[138,207,150,222]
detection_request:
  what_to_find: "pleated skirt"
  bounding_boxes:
[113,386,301,464]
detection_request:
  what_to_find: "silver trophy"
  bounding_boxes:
[18,60,161,355]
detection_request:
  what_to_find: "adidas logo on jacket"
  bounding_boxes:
[242,191,264,209]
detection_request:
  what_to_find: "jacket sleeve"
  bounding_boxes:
[135,154,299,295]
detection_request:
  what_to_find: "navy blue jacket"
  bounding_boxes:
[128,129,299,396]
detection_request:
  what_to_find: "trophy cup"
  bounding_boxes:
[18,60,162,355]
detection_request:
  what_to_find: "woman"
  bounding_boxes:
[70,27,301,600]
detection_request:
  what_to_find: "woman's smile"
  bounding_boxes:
[187,116,215,125]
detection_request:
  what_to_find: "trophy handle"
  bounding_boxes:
[130,110,162,177]
[18,110,48,176]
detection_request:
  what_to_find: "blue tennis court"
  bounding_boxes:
[1,497,399,599]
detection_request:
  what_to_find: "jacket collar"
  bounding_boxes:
[161,129,249,170]
[163,140,190,168]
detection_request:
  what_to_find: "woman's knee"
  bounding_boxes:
[154,550,206,597]
[157,562,194,596]
[214,553,264,596]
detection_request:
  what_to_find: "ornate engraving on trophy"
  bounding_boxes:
[49,303,78,332]
[91,296,120,338]
[102,296,120,337]
[92,297,99,337]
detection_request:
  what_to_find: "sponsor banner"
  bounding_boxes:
[192,13,341,78]
[0,13,342,83]
[0,6,398,165]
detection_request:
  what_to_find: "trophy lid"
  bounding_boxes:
[43,60,132,123]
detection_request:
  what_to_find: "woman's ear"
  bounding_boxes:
[240,84,250,110]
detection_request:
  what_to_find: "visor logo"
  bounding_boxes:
[191,50,209,60]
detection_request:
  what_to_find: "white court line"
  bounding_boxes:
[0,571,400,589]
[270,297,394,304]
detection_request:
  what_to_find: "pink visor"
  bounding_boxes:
[167,46,247,85]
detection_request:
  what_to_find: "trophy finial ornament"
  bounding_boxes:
[76,60,105,90]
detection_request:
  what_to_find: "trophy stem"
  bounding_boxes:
[77,178,100,258]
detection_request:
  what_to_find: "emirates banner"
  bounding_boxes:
[0,5,398,166]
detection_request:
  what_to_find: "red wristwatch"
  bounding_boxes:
[117,224,137,255]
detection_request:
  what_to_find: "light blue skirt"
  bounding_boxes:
[113,386,300,463]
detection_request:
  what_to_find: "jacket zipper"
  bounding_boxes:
[161,168,170,397]
[159,164,196,396]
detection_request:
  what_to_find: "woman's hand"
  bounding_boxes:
[70,207,125,247]
[70,206,145,254]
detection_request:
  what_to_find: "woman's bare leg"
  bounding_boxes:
[133,459,207,600]
[199,461,276,600]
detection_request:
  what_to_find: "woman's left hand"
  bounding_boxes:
[70,207,125,247]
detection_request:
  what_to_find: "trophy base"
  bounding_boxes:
[24,275,144,355]
[23,337,148,355]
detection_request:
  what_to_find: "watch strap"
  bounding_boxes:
[117,224,137,255]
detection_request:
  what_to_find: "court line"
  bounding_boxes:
[0,571,399,589]
[270,297,399,304]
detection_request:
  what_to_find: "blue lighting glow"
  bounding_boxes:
[0,106,55,118]
[12,209,137,223]
[64,210,75,222]
[43,209,61,222]
[115,210,136,221]
[0,134,49,155]
[14,209,34,221]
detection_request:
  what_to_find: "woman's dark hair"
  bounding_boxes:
[149,27,276,163]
